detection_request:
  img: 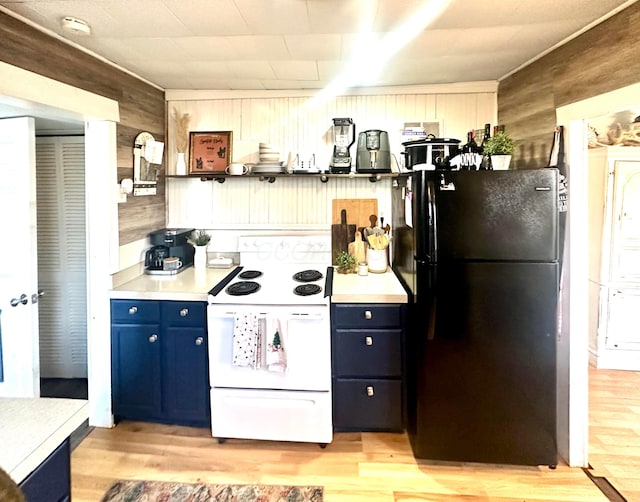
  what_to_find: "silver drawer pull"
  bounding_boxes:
[365,336,373,346]
[364,310,372,320]
[366,386,374,397]
[129,306,138,315]
[180,308,189,317]
[148,334,158,343]
[195,336,203,346]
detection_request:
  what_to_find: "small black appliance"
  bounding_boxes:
[144,227,195,275]
[401,136,460,170]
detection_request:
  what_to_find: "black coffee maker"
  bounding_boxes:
[144,228,195,275]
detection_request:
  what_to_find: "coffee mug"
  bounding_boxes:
[225,163,249,175]
[163,257,183,271]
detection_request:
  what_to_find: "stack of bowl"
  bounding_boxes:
[259,143,280,163]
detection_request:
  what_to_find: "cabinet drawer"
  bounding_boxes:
[333,329,402,377]
[332,304,403,329]
[333,379,402,431]
[111,299,160,323]
[162,301,206,327]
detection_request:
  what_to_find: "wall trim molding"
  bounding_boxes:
[166,81,498,101]
[0,61,120,123]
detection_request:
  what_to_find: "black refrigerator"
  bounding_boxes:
[391,168,559,467]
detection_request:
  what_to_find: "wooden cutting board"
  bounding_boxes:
[331,208,356,265]
[332,198,378,233]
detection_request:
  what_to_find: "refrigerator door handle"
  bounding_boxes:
[427,180,437,261]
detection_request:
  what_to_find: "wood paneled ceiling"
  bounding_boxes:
[0,0,637,91]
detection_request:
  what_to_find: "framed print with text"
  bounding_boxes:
[188,131,232,174]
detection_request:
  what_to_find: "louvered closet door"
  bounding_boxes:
[36,136,87,378]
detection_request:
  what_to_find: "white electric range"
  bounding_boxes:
[206,234,333,446]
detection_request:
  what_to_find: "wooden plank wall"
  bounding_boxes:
[0,12,166,245]
[498,2,640,169]
[166,92,496,233]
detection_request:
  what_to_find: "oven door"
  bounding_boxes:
[207,304,331,392]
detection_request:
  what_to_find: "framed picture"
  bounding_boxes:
[188,131,232,174]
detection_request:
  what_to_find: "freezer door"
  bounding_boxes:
[433,169,559,262]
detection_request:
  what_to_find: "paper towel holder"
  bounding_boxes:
[133,131,164,196]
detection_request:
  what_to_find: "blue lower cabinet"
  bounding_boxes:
[110,299,210,427]
[19,438,70,502]
[331,302,406,432]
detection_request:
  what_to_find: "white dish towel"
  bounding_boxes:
[265,315,287,373]
[232,314,262,369]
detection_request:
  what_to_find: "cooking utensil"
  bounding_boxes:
[331,209,356,264]
[366,233,389,250]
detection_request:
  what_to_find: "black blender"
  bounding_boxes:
[329,118,356,174]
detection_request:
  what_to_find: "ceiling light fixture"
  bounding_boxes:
[60,16,91,35]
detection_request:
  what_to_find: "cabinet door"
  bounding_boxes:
[609,161,640,283]
[163,326,210,425]
[111,323,162,419]
[19,438,70,502]
[605,288,640,350]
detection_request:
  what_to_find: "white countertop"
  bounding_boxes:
[111,265,408,304]
[331,268,408,303]
[0,397,89,483]
[110,266,238,301]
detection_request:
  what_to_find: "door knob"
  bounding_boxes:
[10,294,28,307]
[31,289,45,304]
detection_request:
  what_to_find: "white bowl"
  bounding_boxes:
[260,153,280,162]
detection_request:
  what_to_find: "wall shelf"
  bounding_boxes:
[165,172,408,184]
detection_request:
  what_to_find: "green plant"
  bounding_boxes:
[192,229,211,246]
[484,131,516,155]
[335,251,356,273]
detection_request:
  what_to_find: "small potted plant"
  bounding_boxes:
[335,251,357,274]
[191,229,211,268]
[192,229,211,247]
[483,131,516,170]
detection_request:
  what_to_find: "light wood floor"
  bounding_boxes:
[587,365,640,502]
[70,366,639,502]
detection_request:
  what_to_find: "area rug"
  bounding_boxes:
[101,479,323,502]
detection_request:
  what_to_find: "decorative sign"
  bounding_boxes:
[133,131,164,196]
[189,131,232,174]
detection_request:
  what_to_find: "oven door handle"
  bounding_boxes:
[208,311,325,320]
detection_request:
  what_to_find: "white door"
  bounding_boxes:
[0,117,40,397]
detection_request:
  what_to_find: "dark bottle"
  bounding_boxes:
[480,123,492,170]
[460,129,479,170]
